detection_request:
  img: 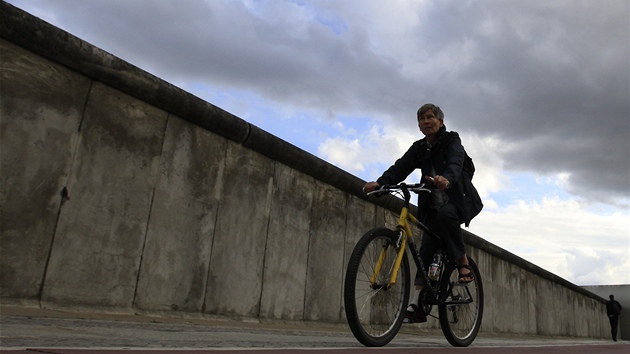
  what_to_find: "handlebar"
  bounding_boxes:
[364,183,431,198]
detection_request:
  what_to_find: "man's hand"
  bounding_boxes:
[363,181,380,193]
[426,175,450,191]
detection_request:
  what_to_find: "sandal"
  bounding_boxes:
[404,304,427,323]
[458,264,475,284]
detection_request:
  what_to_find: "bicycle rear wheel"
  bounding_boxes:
[344,227,410,347]
[438,256,484,347]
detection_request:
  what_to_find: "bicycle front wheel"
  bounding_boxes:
[344,227,410,347]
[438,256,484,347]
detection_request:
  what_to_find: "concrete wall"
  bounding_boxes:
[0,2,610,338]
[583,285,630,340]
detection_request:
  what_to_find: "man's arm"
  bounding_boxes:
[376,141,422,186]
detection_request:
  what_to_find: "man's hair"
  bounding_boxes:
[417,103,444,121]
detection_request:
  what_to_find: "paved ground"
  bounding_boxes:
[0,305,627,353]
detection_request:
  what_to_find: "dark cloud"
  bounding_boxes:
[391,1,630,205]
[8,0,629,206]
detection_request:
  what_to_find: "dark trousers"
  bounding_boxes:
[415,203,465,286]
[609,315,619,341]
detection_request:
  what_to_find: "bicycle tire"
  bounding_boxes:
[438,256,484,347]
[344,227,410,347]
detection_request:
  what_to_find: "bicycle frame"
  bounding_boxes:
[369,183,442,301]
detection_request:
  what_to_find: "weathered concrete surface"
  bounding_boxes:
[134,117,227,313]
[204,142,275,318]
[304,182,347,323]
[42,81,167,310]
[260,163,315,321]
[0,39,87,301]
[0,1,610,340]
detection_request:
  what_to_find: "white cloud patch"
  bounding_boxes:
[456,132,508,200]
[317,122,417,177]
[467,196,629,285]
[318,137,364,173]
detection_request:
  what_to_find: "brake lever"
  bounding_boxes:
[365,185,389,197]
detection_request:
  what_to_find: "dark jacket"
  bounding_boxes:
[376,125,482,226]
[607,300,622,317]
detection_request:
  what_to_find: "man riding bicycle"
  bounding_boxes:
[364,103,483,323]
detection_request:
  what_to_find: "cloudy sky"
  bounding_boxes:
[7,0,629,286]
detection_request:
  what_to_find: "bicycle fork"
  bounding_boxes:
[369,206,415,290]
[370,229,407,290]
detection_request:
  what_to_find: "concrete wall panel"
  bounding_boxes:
[340,195,378,320]
[41,82,167,309]
[204,142,274,317]
[134,116,226,313]
[535,279,555,335]
[515,268,529,333]
[465,247,493,333]
[304,181,347,322]
[575,295,587,336]
[508,264,526,333]
[342,195,378,269]
[525,271,538,334]
[259,164,314,320]
[559,285,572,336]
[490,257,507,332]
[0,39,89,300]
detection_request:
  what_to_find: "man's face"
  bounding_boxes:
[418,110,443,137]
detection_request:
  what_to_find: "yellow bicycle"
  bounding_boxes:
[344,183,484,347]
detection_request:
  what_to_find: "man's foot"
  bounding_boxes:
[404,304,427,323]
[458,264,475,284]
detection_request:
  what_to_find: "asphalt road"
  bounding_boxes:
[0,305,627,353]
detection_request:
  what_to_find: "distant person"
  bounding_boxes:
[363,103,482,323]
[606,294,622,341]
